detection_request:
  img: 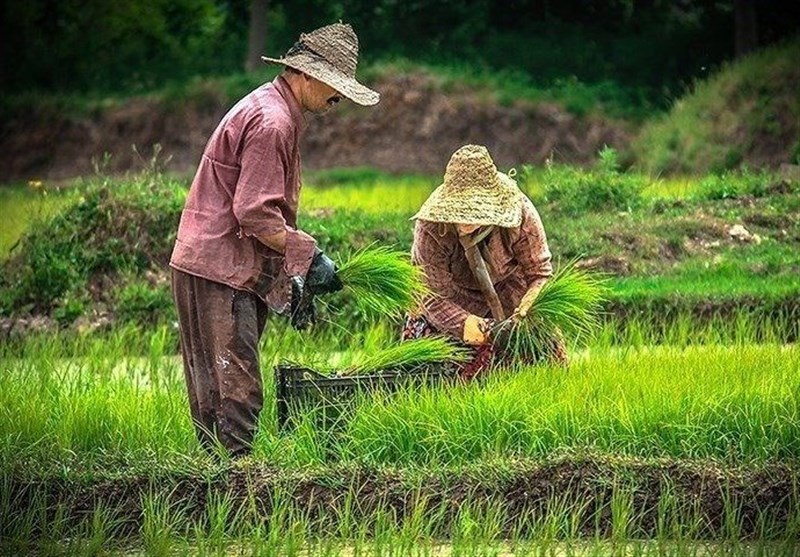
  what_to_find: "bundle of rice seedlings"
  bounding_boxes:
[497,261,608,361]
[337,246,429,317]
[341,337,471,376]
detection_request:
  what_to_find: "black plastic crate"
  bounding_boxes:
[274,362,458,431]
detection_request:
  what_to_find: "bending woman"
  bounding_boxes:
[405,144,566,379]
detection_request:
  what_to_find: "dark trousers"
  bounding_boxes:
[171,269,268,456]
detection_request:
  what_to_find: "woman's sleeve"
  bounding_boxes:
[512,198,553,289]
[412,222,472,339]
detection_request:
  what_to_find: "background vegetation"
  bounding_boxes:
[1,156,797,335]
[4,0,799,114]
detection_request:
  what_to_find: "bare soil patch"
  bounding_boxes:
[0,74,631,183]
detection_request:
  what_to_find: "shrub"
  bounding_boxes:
[535,148,646,214]
[114,280,175,326]
[0,172,184,319]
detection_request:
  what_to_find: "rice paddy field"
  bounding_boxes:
[1,165,799,555]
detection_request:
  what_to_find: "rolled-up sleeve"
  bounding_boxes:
[412,223,471,339]
[513,199,553,288]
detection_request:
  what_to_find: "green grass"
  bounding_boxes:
[304,167,437,214]
[500,262,608,361]
[6,474,799,556]
[1,319,797,475]
[337,245,429,318]
[340,343,799,466]
[2,165,797,331]
[340,336,470,375]
[0,183,74,257]
[2,317,799,552]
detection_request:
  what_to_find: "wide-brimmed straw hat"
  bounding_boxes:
[412,145,523,227]
[262,23,379,106]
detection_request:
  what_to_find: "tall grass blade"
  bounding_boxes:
[342,337,470,375]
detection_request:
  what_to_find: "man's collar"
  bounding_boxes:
[274,75,308,133]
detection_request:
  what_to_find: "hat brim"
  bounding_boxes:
[411,173,523,227]
[262,54,379,106]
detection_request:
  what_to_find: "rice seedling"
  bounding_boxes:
[337,245,429,317]
[496,260,608,362]
[341,336,471,375]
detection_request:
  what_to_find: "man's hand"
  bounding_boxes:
[463,314,492,346]
[513,283,543,321]
[289,249,342,331]
[290,277,315,330]
[305,249,343,295]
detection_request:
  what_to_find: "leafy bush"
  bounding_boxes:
[527,147,646,214]
[0,172,184,319]
[114,280,175,326]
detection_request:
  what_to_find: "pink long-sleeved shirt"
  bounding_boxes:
[170,76,316,313]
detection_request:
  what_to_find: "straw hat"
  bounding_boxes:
[262,23,379,106]
[412,145,523,227]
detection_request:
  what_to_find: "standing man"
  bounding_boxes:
[170,23,380,457]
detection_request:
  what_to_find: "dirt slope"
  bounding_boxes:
[0,74,631,182]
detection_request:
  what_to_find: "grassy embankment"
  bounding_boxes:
[2,159,798,330]
[634,39,800,174]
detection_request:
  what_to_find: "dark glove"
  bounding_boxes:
[290,276,316,330]
[305,249,343,295]
[289,249,342,331]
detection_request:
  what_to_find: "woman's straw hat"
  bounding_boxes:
[412,145,523,227]
[262,23,379,106]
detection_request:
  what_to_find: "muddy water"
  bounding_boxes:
[118,540,792,556]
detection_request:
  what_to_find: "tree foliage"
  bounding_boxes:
[2,0,798,100]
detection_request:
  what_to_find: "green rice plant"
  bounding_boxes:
[341,336,471,375]
[498,261,608,361]
[141,490,191,557]
[337,245,429,318]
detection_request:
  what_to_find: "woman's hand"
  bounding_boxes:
[463,314,492,345]
[513,283,543,321]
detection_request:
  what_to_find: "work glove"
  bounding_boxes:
[462,314,493,346]
[290,276,314,330]
[289,249,342,330]
[512,283,543,321]
[305,249,343,295]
